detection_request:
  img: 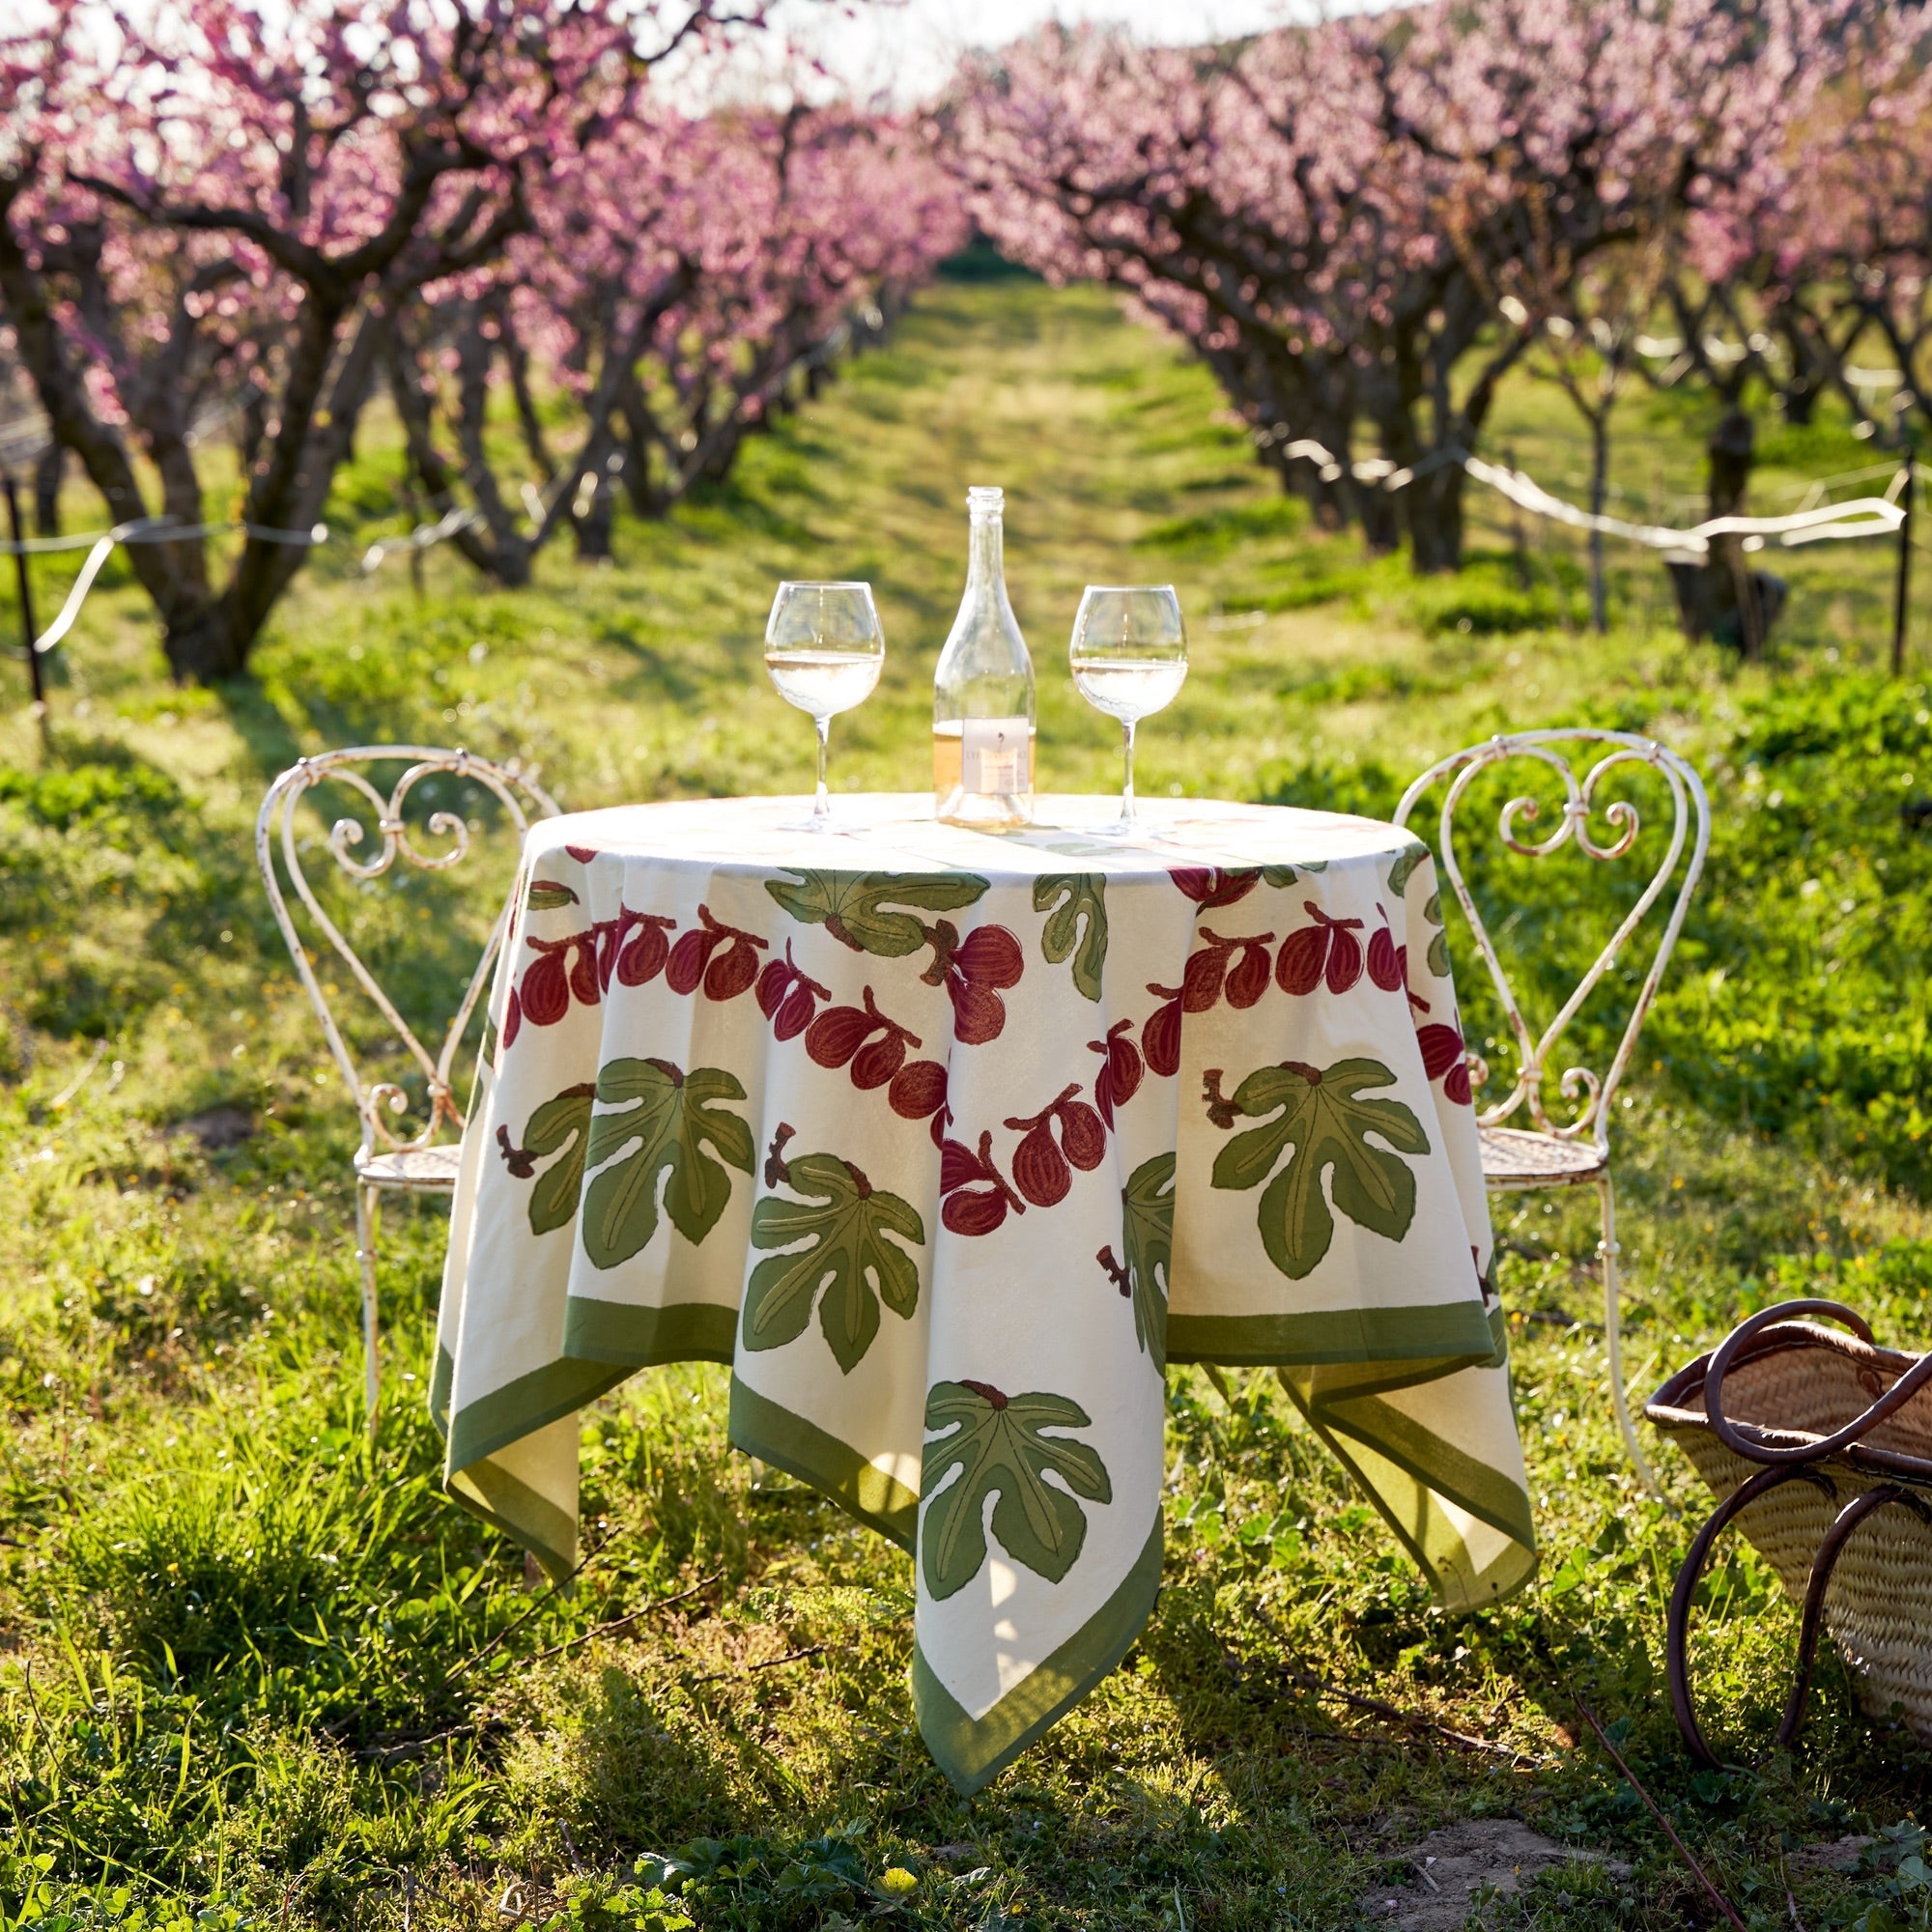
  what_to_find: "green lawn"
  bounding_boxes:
[2,277,1931,1930]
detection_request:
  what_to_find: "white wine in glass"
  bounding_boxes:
[764,581,884,831]
[1069,584,1187,835]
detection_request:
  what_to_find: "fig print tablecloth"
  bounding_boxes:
[433,794,1535,1793]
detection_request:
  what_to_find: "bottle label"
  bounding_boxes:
[962,718,1030,795]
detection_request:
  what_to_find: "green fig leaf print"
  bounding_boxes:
[497,1082,595,1235]
[1423,890,1450,978]
[581,1059,753,1267]
[1121,1152,1175,1374]
[765,869,989,958]
[1034,873,1107,1001]
[744,1153,926,1373]
[1261,861,1325,887]
[1208,1058,1431,1281]
[921,1382,1113,1601]
[526,878,580,911]
[1386,840,1430,897]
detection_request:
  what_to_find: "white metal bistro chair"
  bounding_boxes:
[257,746,558,1433]
[1395,730,1711,1496]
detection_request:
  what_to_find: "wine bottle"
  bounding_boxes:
[934,485,1036,829]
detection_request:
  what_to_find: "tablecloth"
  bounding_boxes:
[433,794,1535,1793]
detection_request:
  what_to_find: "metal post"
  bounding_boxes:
[4,475,48,746]
[1893,449,1915,679]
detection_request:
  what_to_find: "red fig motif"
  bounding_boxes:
[1226,940,1272,1009]
[889,1060,949,1122]
[522,949,570,1027]
[1058,1095,1107,1171]
[940,1135,987,1194]
[615,915,673,988]
[1181,946,1227,1014]
[1189,927,1276,1012]
[1275,902,1366,997]
[1325,924,1363,993]
[756,954,790,1018]
[1416,1023,1473,1104]
[805,985,919,1079]
[705,935,764,1002]
[806,1003,877,1068]
[775,981,817,1040]
[953,924,1024,988]
[567,938,600,1007]
[939,1130,1024,1236]
[1009,1121,1071,1208]
[502,987,523,1051]
[1143,984,1184,1078]
[757,943,827,1037]
[666,927,713,996]
[665,905,766,999]
[1367,913,1403,993]
[925,921,1024,1045]
[851,1033,907,1091]
[1275,925,1325,996]
[1416,1022,1464,1079]
[948,980,1007,1046]
[1004,1084,1108,1206]
[1169,867,1260,907]
[943,1189,1009,1237]
[1089,1019,1143,1127]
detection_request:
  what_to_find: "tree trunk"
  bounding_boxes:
[1404,465,1465,574]
[33,440,61,536]
[237,381,270,476]
[614,381,668,518]
[1702,407,1765,656]
[572,463,615,560]
[499,303,555,482]
[160,594,248,684]
[384,329,503,582]
[453,309,533,586]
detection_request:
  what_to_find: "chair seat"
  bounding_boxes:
[356,1142,465,1190]
[1479,1125,1607,1188]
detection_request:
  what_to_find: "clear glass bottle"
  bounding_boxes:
[933,485,1036,829]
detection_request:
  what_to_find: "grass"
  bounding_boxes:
[1,276,1931,1929]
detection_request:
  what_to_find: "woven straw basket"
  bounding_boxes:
[1645,1297,1932,1766]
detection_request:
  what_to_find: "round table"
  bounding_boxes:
[435,794,1534,1793]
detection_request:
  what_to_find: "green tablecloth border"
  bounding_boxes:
[447,1456,580,1585]
[911,1513,1166,1797]
[444,1352,631,1483]
[728,1378,922,1552]
[438,1301,1530,1613]
[1164,1299,1496,1370]
[1281,1312,1538,1609]
[564,1295,739,1368]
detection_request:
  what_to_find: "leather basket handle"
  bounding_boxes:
[1669,1470,1927,1768]
[1667,1464,1836,1769]
[1705,1299,1932,1467]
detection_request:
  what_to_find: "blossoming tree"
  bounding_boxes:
[0,0,768,681]
[947,0,1823,573]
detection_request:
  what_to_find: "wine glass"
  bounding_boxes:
[764,581,885,831]
[1069,585,1187,835]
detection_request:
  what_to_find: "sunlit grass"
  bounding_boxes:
[1,278,1929,1928]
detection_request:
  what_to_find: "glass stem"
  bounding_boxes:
[1121,719,1137,828]
[813,714,831,825]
